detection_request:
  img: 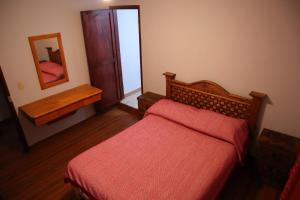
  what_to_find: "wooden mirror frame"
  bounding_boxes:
[28,33,69,90]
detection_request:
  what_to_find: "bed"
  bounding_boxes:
[65,72,266,200]
[40,47,64,84]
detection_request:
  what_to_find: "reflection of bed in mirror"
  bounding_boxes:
[39,47,64,84]
[28,32,69,90]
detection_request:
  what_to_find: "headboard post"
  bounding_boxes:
[46,47,62,65]
[163,72,176,98]
[248,91,267,131]
[46,47,53,57]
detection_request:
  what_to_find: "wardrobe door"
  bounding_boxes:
[81,9,123,112]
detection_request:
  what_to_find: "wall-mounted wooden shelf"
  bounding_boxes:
[19,84,102,126]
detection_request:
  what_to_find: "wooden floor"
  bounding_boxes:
[0,108,139,200]
[0,108,279,200]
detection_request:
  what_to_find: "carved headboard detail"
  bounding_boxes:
[163,72,267,132]
[46,47,62,65]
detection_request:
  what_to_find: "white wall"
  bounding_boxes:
[140,0,300,138]
[0,0,118,145]
[0,0,95,145]
[117,9,141,94]
[0,0,300,145]
[0,0,139,146]
[0,87,11,121]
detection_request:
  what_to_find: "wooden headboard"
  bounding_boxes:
[163,72,267,132]
[46,47,62,65]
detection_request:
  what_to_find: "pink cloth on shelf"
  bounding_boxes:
[39,61,64,78]
[145,99,249,163]
[65,98,248,200]
[41,72,59,83]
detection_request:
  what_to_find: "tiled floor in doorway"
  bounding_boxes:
[121,89,141,109]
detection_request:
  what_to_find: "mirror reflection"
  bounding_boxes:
[29,33,68,90]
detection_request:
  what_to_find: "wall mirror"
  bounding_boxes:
[28,33,69,90]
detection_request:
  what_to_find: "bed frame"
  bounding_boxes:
[163,72,267,133]
[46,47,62,65]
[70,73,267,199]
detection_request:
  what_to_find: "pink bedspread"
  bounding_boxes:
[41,72,59,83]
[39,61,64,83]
[39,61,64,77]
[65,100,248,200]
[146,99,249,163]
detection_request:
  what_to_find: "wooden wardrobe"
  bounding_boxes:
[81,9,124,112]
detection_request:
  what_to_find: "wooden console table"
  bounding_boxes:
[19,84,102,126]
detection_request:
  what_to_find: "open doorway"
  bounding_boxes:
[0,66,28,153]
[0,86,11,123]
[112,6,142,109]
[81,6,143,111]
[0,85,21,157]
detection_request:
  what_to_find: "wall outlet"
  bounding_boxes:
[17,82,25,91]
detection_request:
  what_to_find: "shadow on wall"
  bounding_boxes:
[250,95,272,155]
[256,95,273,137]
[18,105,95,146]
